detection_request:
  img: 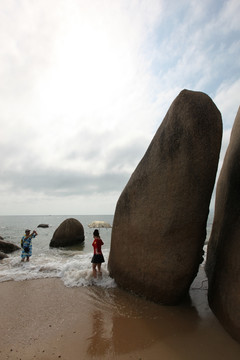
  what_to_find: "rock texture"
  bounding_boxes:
[108,89,222,305]
[0,251,8,260]
[50,218,84,248]
[0,240,21,253]
[205,107,240,342]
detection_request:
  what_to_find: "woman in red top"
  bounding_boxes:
[91,229,105,278]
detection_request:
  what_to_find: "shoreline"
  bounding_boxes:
[1,267,240,360]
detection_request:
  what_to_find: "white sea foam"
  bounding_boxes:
[0,214,115,288]
[0,249,116,289]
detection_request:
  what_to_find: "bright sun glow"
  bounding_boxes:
[37,11,137,123]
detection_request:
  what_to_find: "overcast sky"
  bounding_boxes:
[0,0,239,215]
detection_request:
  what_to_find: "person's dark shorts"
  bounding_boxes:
[91,254,105,263]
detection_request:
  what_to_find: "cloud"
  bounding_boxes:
[1,167,129,195]
[0,0,239,214]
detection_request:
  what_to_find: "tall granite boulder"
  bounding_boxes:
[205,107,240,342]
[108,89,222,305]
[50,218,84,248]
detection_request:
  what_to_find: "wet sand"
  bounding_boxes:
[1,267,240,360]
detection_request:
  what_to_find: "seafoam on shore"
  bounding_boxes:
[0,248,116,288]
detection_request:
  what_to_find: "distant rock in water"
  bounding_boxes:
[0,236,4,240]
[49,218,85,248]
[0,240,21,254]
[37,224,49,228]
[205,107,240,343]
[108,89,222,305]
[0,251,8,260]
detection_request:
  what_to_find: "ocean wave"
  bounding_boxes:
[0,250,116,289]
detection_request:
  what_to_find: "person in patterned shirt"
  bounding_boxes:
[21,229,38,262]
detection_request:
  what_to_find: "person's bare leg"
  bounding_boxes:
[26,256,30,262]
[92,264,97,278]
[97,263,102,277]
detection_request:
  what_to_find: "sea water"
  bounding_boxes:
[0,215,116,288]
[0,213,213,288]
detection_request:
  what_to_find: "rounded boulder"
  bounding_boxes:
[50,218,84,248]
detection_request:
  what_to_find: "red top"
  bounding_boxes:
[92,237,104,255]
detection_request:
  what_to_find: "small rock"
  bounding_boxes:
[0,251,8,260]
[0,240,20,253]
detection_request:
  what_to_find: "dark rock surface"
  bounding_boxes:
[50,218,84,248]
[37,224,49,228]
[0,240,21,254]
[205,107,240,342]
[108,89,222,305]
[0,251,8,260]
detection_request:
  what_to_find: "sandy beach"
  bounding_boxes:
[1,267,240,360]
